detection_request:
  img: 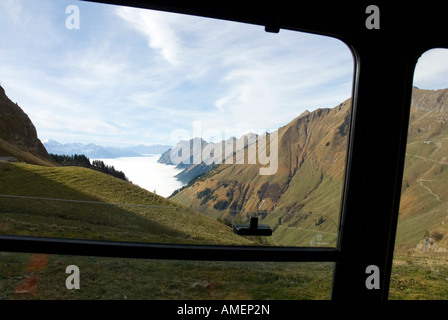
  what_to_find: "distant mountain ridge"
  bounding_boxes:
[158,133,259,184]
[172,98,351,213]
[44,139,172,159]
[411,87,448,113]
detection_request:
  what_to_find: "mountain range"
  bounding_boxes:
[43,139,171,159]
[0,84,249,247]
[170,87,448,250]
[158,133,259,184]
[170,98,351,246]
[2,81,448,251]
[395,87,448,252]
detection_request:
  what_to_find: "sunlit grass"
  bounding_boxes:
[390,254,448,300]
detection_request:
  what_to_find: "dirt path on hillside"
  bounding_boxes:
[14,254,50,296]
[407,151,448,228]
[406,153,448,166]
[417,179,442,202]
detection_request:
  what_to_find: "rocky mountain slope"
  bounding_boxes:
[170,87,448,249]
[0,85,52,166]
[396,87,448,252]
[170,98,352,246]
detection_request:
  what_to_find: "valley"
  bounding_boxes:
[0,161,251,246]
[168,98,350,247]
[1,83,448,299]
[162,87,448,253]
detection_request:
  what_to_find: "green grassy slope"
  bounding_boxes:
[0,162,339,301]
[0,163,337,301]
[0,162,253,246]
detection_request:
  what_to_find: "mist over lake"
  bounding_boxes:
[94,155,185,198]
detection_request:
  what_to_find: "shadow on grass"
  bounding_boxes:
[0,162,192,244]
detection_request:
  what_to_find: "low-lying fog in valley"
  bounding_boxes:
[93,155,185,198]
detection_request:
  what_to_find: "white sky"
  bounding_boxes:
[0,0,445,147]
[414,48,448,90]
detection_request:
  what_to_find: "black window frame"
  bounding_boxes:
[1,0,446,300]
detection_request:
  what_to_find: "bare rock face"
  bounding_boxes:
[0,85,49,160]
[411,87,448,113]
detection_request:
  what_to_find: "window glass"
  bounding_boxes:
[391,48,448,299]
[0,251,334,300]
[0,0,353,247]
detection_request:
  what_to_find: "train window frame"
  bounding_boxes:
[1,0,446,301]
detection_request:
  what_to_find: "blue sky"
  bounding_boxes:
[0,0,446,147]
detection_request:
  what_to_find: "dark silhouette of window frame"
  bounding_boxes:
[1,0,446,300]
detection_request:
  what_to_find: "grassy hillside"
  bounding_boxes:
[2,85,448,300]
[0,163,337,301]
[0,162,253,246]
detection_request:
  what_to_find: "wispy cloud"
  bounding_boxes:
[113,6,354,135]
[0,0,23,28]
[114,7,183,67]
[0,0,356,147]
